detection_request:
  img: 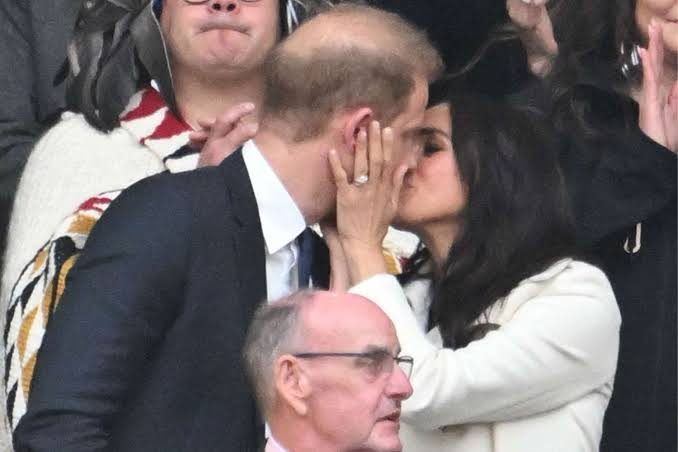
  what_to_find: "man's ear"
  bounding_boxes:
[274,355,311,416]
[342,107,373,151]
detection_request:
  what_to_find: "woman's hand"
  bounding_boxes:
[327,120,408,284]
[506,0,558,77]
[190,102,259,167]
[638,20,678,153]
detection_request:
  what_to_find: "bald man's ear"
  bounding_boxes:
[342,107,373,151]
[274,355,311,416]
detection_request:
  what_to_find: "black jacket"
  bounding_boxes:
[14,152,278,451]
[558,87,677,452]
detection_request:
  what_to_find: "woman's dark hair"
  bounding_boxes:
[402,85,578,349]
[547,0,640,137]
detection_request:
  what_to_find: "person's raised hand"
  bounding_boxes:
[507,0,548,29]
[506,0,558,77]
[190,102,258,167]
[638,19,677,153]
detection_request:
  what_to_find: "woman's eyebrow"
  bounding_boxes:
[418,127,451,140]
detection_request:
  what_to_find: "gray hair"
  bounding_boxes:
[243,290,315,416]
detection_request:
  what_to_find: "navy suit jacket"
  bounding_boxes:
[13,151,319,451]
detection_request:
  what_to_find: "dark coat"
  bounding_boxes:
[14,152,272,452]
[558,87,677,452]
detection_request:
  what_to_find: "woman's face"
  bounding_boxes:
[635,0,678,54]
[394,103,467,231]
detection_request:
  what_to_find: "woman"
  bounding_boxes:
[326,90,620,451]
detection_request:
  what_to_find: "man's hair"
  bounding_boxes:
[261,2,444,141]
[243,290,314,416]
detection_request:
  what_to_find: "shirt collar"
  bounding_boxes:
[242,139,306,254]
[265,435,289,452]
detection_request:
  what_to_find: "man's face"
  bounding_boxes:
[160,0,280,78]
[301,294,413,452]
[385,75,430,171]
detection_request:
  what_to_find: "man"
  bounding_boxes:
[2,0,324,439]
[13,4,442,451]
[243,290,413,452]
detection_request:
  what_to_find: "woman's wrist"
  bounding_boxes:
[342,241,388,285]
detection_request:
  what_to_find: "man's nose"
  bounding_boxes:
[210,0,240,13]
[386,365,413,401]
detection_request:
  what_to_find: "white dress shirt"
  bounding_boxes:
[241,140,306,302]
[265,435,289,452]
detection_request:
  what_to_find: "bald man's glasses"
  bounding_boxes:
[293,350,414,379]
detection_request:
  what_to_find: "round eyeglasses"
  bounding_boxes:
[293,350,414,379]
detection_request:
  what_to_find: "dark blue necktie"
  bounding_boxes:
[297,228,315,288]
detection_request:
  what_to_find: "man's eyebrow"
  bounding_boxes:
[362,345,391,354]
[363,345,399,355]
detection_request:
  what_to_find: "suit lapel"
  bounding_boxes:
[218,150,267,445]
[219,149,267,305]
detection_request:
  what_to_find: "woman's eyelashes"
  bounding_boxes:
[423,140,444,155]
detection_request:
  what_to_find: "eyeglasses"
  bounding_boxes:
[293,350,414,379]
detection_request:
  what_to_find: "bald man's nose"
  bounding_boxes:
[386,365,413,400]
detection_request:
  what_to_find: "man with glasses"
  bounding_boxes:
[244,290,413,452]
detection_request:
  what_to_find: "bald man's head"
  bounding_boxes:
[244,290,412,451]
[261,3,443,141]
[242,290,402,415]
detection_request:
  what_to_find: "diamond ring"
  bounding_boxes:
[353,174,369,186]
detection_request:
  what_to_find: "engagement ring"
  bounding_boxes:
[353,174,369,186]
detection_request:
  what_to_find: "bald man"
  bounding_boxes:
[14,4,442,452]
[244,290,413,452]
